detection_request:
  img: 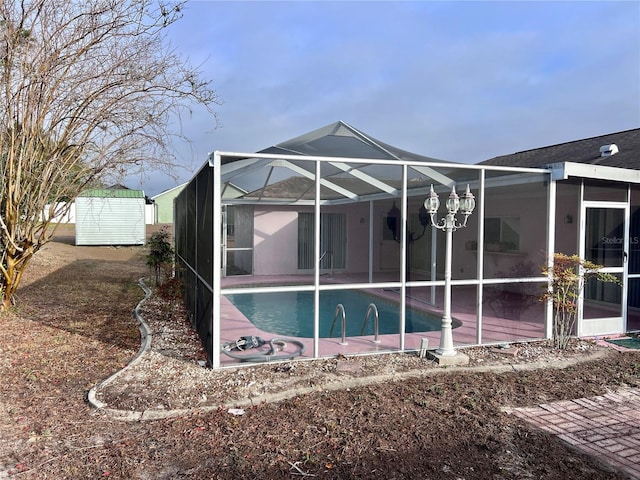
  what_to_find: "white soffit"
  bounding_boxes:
[548,162,640,184]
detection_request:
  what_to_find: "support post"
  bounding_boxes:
[436,216,455,356]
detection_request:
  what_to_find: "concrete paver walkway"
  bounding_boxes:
[508,387,640,479]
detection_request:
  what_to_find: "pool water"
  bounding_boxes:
[606,337,640,350]
[225,290,451,338]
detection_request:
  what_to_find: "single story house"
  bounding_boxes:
[481,128,640,335]
[152,183,187,224]
[174,121,640,368]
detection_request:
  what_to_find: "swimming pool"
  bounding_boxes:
[225,289,457,338]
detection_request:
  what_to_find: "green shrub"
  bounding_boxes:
[146,227,174,285]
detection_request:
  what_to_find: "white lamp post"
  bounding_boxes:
[424,184,475,356]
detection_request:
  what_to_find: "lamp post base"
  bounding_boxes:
[426,350,470,366]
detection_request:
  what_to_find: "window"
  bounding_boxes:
[298,213,347,270]
[485,217,520,252]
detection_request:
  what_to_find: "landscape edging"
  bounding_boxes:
[92,344,615,421]
[86,278,153,410]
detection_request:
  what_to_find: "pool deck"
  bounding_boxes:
[217,273,640,367]
[218,273,550,367]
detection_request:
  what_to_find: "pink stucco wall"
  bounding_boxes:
[252,203,375,276]
[251,186,552,280]
[253,208,299,275]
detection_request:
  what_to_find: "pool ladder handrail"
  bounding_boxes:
[361,303,381,343]
[329,303,348,345]
[319,250,334,279]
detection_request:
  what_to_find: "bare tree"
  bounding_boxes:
[0,0,219,309]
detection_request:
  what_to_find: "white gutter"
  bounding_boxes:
[548,162,640,184]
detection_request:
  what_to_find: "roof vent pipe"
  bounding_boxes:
[599,144,619,157]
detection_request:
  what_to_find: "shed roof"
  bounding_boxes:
[80,188,144,198]
[480,128,640,169]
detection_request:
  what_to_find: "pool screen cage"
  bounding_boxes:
[174,123,553,368]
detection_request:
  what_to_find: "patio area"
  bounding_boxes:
[218,274,547,367]
[174,123,640,368]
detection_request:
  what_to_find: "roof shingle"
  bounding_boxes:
[480,129,640,169]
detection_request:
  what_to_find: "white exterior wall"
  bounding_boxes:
[75,197,146,245]
[41,202,76,223]
[145,203,155,225]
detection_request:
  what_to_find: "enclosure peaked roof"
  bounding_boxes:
[258,121,451,163]
[216,121,459,204]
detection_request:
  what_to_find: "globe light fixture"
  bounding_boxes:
[446,186,460,215]
[459,184,476,219]
[425,185,440,215]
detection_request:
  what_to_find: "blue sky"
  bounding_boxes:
[134,1,640,196]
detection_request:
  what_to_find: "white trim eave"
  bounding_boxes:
[548,162,640,184]
[214,150,548,174]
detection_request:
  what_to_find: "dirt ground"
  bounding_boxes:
[1,225,639,479]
